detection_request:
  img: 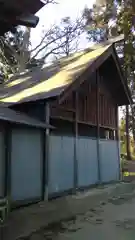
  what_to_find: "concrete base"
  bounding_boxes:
[2,181,135,240]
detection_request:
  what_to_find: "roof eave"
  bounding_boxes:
[0,107,54,129]
[58,44,132,106]
[112,44,132,106]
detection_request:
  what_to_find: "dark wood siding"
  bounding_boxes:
[11,70,118,132]
[50,72,117,129]
[12,101,45,121]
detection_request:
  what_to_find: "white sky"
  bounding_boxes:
[31,0,95,48]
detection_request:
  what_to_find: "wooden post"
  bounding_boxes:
[4,124,11,202]
[74,91,78,191]
[125,105,131,160]
[44,101,50,200]
[116,106,121,180]
[96,71,101,183]
[42,127,45,200]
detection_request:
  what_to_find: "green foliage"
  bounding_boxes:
[120,117,135,159]
[0,26,30,80]
[0,0,57,79]
[83,0,135,159]
[0,0,83,78]
[120,118,127,156]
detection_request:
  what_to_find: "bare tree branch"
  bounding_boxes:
[30,17,83,61]
[31,33,65,59]
[0,0,58,78]
[40,45,65,60]
[30,26,56,53]
[40,0,57,6]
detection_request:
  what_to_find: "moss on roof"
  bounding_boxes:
[0,44,111,105]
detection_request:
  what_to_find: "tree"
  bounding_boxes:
[30,16,83,63]
[0,0,57,79]
[83,1,118,42]
[4,27,31,71]
[0,0,83,77]
[120,118,127,157]
[0,16,83,75]
[53,17,82,57]
[120,116,135,159]
[0,26,31,80]
[83,0,135,160]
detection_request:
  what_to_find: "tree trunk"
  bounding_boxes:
[131,106,135,154]
[125,105,131,160]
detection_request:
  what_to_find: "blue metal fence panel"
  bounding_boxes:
[48,135,74,194]
[11,129,42,201]
[78,137,98,187]
[99,140,119,183]
[0,130,5,197]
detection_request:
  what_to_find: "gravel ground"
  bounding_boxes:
[26,191,135,240]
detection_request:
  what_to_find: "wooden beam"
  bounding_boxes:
[51,105,76,113]
[4,123,11,199]
[16,14,39,28]
[112,50,132,105]
[73,91,78,191]
[50,116,118,130]
[116,105,121,180]
[41,127,45,200]
[96,71,101,183]
[43,101,50,201]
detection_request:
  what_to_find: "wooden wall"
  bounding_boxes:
[50,72,117,130]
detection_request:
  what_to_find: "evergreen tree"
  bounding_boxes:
[83,0,135,159]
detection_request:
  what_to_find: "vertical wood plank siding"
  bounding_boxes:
[50,74,117,129]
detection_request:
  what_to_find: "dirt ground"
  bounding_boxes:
[28,191,135,240]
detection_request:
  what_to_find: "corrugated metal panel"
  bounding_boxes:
[78,137,98,187]
[0,130,5,197]
[48,135,74,194]
[99,140,119,182]
[11,129,42,201]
